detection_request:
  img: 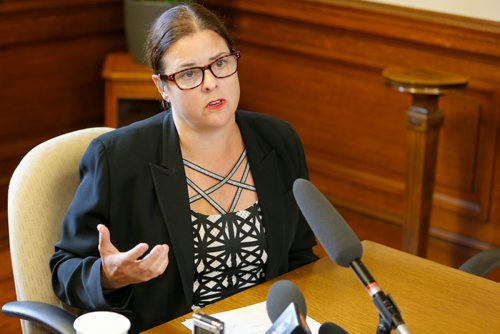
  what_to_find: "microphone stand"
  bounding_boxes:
[350,260,409,334]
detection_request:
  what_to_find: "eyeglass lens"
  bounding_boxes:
[174,54,238,89]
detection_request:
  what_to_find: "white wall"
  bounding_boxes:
[361,0,500,22]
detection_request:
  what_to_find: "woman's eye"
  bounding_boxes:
[180,70,195,78]
[214,59,227,68]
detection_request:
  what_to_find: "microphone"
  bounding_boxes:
[266,280,307,323]
[318,322,349,334]
[265,280,348,334]
[265,280,310,334]
[293,178,411,334]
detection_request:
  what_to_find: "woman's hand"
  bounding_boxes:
[97,224,169,291]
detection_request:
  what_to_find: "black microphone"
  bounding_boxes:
[266,280,307,323]
[265,280,310,334]
[293,178,411,334]
[318,322,349,334]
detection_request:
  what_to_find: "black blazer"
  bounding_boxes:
[50,110,318,333]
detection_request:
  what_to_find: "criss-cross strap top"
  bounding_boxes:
[183,149,257,214]
[183,149,268,310]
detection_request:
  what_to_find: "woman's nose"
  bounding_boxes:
[201,68,218,91]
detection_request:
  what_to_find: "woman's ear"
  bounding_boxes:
[152,74,169,102]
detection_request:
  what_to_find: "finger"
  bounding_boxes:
[148,244,169,273]
[157,244,170,273]
[146,245,169,278]
[123,242,149,262]
[138,244,169,276]
[97,224,119,256]
[140,244,167,262]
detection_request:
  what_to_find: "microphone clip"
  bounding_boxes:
[375,294,403,334]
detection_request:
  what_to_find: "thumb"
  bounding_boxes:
[97,224,119,256]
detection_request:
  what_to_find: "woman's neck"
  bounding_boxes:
[176,118,244,168]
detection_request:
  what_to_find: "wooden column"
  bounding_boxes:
[382,67,467,257]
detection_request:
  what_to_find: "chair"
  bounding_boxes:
[459,248,500,277]
[2,127,114,333]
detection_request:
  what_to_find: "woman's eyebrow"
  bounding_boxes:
[177,52,229,69]
[209,51,228,61]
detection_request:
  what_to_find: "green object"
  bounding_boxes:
[124,0,181,65]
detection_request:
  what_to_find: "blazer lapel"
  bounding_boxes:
[149,113,194,307]
[149,111,289,307]
[237,113,286,279]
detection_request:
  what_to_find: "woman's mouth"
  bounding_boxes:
[206,99,226,110]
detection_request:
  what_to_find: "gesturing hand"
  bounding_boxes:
[97,224,170,291]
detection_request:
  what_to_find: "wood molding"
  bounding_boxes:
[0,0,118,12]
[0,0,122,48]
[208,0,500,58]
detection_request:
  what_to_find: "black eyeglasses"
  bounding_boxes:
[158,51,241,90]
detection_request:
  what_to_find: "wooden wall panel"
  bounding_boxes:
[0,0,498,267]
[0,0,126,243]
[206,0,500,254]
[0,3,497,317]
[236,45,408,223]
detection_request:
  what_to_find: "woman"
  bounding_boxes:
[50,3,317,332]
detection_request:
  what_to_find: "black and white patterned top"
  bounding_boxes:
[183,149,268,310]
[191,202,267,309]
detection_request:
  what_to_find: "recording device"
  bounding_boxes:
[293,178,411,334]
[192,312,225,334]
[265,280,310,334]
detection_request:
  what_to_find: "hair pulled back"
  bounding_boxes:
[146,3,234,75]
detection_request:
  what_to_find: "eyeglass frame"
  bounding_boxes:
[157,51,241,90]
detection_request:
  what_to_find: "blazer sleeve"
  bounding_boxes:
[286,124,319,271]
[49,139,132,312]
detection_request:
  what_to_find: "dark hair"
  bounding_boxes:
[146,3,234,75]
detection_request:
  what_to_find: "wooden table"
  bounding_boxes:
[102,52,158,128]
[144,240,500,333]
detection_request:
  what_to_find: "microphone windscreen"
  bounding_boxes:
[319,322,349,334]
[293,178,362,267]
[266,280,307,322]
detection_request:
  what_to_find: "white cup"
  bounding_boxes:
[73,311,131,334]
